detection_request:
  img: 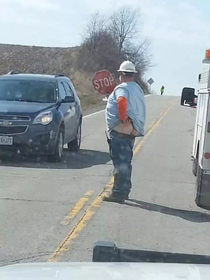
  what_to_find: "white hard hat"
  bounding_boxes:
[117,60,137,73]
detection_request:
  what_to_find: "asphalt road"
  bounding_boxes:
[1,95,209,266]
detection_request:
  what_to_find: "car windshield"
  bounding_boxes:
[0,80,56,103]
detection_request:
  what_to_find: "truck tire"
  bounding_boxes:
[195,165,202,207]
[195,166,210,210]
[192,158,198,176]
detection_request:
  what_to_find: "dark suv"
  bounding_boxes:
[0,72,82,161]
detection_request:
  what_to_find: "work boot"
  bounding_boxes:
[103,193,125,203]
[124,194,129,200]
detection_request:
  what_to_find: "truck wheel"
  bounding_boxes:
[195,165,203,207]
[68,122,81,152]
[48,129,64,162]
[192,158,198,176]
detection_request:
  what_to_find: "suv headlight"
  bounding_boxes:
[33,111,53,125]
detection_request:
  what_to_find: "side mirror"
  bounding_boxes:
[62,96,75,103]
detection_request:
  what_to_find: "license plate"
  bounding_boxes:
[0,136,13,145]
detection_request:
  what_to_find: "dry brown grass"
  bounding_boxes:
[69,71,103,109]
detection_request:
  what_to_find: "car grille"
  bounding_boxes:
[0,126,28,135]
[0,115,30,121]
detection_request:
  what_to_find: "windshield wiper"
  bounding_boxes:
[14,99,44,103]
[0,99,52,103]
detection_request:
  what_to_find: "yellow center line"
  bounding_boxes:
[148,121,155,128]
[48,104,173,262]
[60,190,94,226]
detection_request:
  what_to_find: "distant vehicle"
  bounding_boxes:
[192,66,210,209]
[180,87,197,107]
[0,72,82,162]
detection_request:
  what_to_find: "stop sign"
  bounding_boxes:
[92,70,117,95]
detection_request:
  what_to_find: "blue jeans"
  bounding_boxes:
[109,131,135,198]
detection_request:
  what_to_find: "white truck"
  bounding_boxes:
[192,61,210,209]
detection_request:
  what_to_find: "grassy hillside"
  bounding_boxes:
[0,44,103,110]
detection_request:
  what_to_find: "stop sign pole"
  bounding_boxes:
[92,70,117,95]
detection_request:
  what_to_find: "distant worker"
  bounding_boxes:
[160,85,165,95]
[105,61,146,203]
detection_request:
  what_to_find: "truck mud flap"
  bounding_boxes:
[192,158,198,176]
[195,166,210,210]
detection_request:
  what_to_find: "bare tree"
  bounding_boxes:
[76,5,152,92]
[77,29,120,74]
[85,13,107,54]
[124,39,152,75]
[109,6,152,79]
[109,6,140,54]
[87,13,107,37]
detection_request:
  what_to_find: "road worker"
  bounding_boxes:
[104,61,146,203]
[160,85,165,95]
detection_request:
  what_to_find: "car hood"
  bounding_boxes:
[0,101,56,115]
[0,262,209,280]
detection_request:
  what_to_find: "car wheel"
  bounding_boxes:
[68,122,81,152]
[49,129,64,162]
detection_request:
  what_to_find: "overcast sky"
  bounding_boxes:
[0,0,209,95]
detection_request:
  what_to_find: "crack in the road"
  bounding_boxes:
[81,134,91,140]
[140,179,194,184]
[0,197,75,205]
[0,172,112,179]
[0,252,51,267]
[135,155,190,159]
